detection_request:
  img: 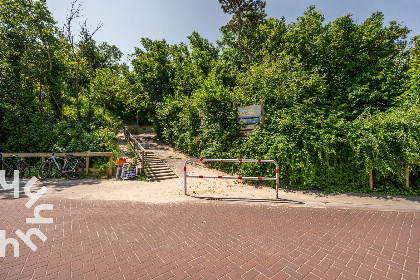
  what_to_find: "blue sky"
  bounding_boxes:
[46,0,420,62]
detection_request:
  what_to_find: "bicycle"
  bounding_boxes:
[0,153,31,178]
[37,153,84,180]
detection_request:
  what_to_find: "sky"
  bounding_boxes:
[45,0,420,62]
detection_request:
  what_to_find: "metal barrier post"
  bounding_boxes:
[184,158,280,199]
[184,162,187,195]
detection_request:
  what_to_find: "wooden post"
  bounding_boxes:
[85,156,90,174]
[405,166,409,188]
[141,150,145,173]
[109,155,113,177]
[41,157,45,163]
[261,100,265,125]
[369,169,373,190]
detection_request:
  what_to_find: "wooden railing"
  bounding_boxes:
[369,166,411,190]
[123,126,146,172]
[1,152,113,177]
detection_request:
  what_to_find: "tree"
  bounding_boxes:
[0,0,68,151]
[401,35,420,105]
[130,38,173,123]
[219,0,266,64]
[91,68,128,114]
[63,0,102,120]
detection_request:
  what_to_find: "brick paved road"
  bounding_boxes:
[0,198,419,279]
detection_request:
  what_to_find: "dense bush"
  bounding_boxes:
[150,9,420,195]
[0,0,125,158]
[2,2,419,193]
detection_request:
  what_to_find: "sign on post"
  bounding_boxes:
[238,104,263,137]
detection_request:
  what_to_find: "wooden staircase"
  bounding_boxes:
[144,153,178,181]
[123,126,178,181]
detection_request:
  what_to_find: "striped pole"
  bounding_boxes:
[184,158,280,199]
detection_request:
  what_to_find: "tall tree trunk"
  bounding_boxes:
[75,59,81,120]
[237,11,253,64]
[87,62,93,122]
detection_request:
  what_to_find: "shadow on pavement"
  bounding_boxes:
[190,195,304,204]
[0,178,102,199]
[283,188,420,204]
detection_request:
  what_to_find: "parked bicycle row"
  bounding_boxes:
[0,153,84,180]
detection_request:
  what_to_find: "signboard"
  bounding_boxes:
[238,104,263,137]
[239,118,260,124]
[238,105,262,119]
[239,130,253,136]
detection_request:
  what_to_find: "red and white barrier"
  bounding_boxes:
[184,158,280,199]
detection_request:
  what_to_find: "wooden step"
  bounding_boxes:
[146,166,170,171]
[142,151,178,180]
[148,175,178,181]
[146,163,166,166]
[145,157,161,161]
[146,160,163,164]
[147,168,176,174]
[147,169,174,174]
[146,164,169,169]
[146,166,172,171]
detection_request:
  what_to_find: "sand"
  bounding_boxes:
[2,133,419,210]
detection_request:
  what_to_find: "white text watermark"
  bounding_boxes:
[0,171,53,257]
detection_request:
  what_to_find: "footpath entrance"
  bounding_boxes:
[184,158,280,198]
[122,127,178,181]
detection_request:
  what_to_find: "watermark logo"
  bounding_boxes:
[0,171,53,257]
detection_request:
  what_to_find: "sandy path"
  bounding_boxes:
[2,133,419,210]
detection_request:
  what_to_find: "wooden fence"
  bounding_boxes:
[1,152,113,177]
[123,126,146,172]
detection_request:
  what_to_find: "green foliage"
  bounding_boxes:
[126,143,138,164]
[151,8,420,195]
[0,0,124,157]
[130,38,174,120]
[2,2,419,194]
[219,0,267,64]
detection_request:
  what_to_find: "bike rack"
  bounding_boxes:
[184,158,280,199]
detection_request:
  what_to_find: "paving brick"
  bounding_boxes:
[0,198,418,280]
[32,265,47,279]
[356,266,372,279]
[57,267,71,279]
[242,268,260,280]
[297,263,313,277]
[327,265,342,278]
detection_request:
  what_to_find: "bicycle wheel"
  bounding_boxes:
[17,161,31,178]
[63,159,84,179]
[1,163,13,178]
[37,161,51,180]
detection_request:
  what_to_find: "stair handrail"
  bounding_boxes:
[123,126,146,172]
